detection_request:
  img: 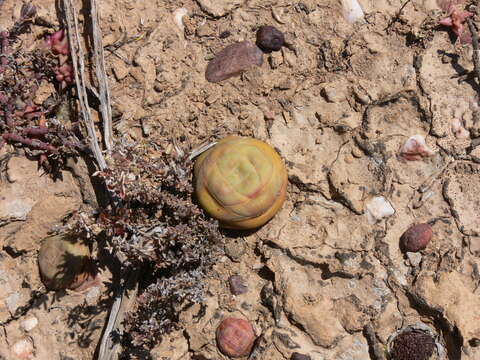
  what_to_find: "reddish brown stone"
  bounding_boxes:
[228,275,248,295]
[205,41,263,83]
[401,223,433,252]
[216,317,255,358]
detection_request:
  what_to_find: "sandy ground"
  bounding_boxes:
[1,0,480,359]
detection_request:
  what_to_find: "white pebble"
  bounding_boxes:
[399,134,435,161]
[173,8,188,33]
[20,316,38,332]
[452,118,470,139]
[12,338,33,358]
[341,0,365,24]
[365,196,395,224]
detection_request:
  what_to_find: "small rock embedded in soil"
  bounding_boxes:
[390,330,435,360]
[401,223,433,252]
[12,338,34,358]
[256,26,285,53]
[205,41,263,83]
[216,317,256,358]
[291,352,311,360]
[399,135,435,161]
[225,238,246,262]
[365,196,395,224]
[20,316,38,332]
[228,275,248,295]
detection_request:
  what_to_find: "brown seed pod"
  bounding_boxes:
[216,317,255,358]
[401,223,433,252]
[256,25,285,53]
[38,233,91,290]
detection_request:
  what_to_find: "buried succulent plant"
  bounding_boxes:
[194,136,288,229]
[387,323,445,360]
[38,233,91,290]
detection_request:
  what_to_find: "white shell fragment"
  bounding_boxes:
[341,0,365,24]
[365,196,395,224]
[399,135,435,161]
[173,8,188,33]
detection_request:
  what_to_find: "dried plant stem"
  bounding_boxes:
[98,268,140,360]
[63,0,107,170]
[90,0,113,153]
[467,18,480,86]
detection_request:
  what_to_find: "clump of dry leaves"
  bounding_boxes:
[92,142,223,354]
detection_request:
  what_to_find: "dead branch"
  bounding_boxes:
[63,0,107,170]
[90,0,113,153]
[467,18,480,85]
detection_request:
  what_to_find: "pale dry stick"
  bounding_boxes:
[97,267,140,360]
[90,0,113,152]
[63,3,136,358]
[467,18,480,84]
[63,0,107,170]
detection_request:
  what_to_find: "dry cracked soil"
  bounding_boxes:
[1,0,480,359]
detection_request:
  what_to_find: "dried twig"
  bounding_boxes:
[90,0,113,152]
[97,268,140,360]
[63,0,107,170]
[467,18,480,84]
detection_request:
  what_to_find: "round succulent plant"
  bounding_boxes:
[38,233,91,290]
[194,136,288,229]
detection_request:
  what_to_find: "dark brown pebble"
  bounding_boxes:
[291,353,311,360]
[219,30,231,39]
[216,317,256,358]
[256,26,285,53]
[228,275,247,295]
[205,41,263,83]
[401,223,433,252]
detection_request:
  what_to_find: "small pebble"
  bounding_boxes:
[365,196,395,224]
[224,238,246,262]
[256,26,285,53]
[20,316,38,332]
[12,338,34,358]
[406,252,422,267]
[399,135,435,161]
[228,275,248,295]
[291,353,311,360]
[205,41,263,83]
[401,223,433,252]
[219,30,231,39]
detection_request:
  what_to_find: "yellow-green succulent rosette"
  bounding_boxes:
[194,136,287,229]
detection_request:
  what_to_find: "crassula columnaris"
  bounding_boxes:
[194,136,287,229]
[38,233,91,290]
